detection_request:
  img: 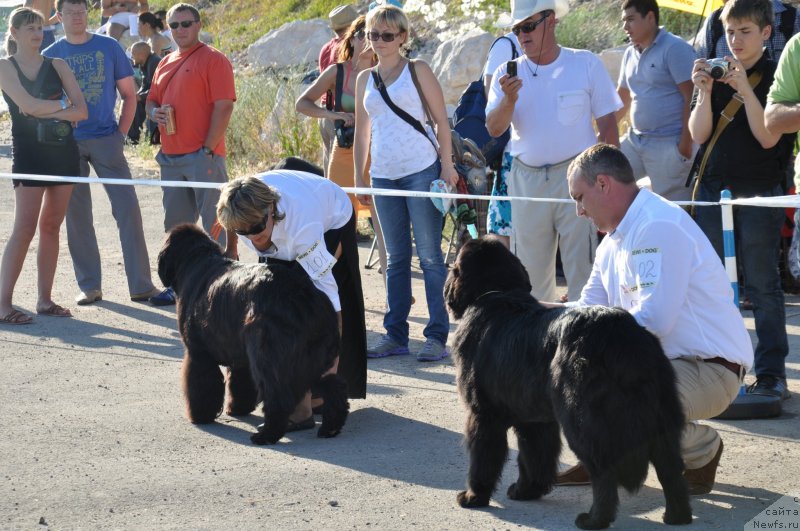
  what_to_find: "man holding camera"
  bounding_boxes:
[145,3,235,305]
[485,0,621,304]
[689,0,792,401]
[44,0,158,306]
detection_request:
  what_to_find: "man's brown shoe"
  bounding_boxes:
[684,439,724,495]
[555,463,591,486]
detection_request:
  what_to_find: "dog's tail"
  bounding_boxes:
[316,374,350,438]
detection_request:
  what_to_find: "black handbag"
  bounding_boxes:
[333,63,355,148]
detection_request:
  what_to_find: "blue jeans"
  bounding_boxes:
[694,182,788,379]
[372,161,449,346]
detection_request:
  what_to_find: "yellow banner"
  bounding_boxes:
[657,0,724,16]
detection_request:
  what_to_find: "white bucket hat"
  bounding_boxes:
[496,0,570,28]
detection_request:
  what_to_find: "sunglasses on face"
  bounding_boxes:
[512,12,550,35]
[235,211,273,236]
[168,20,197,29]
[354,29,365,41]
[367,30,402,42]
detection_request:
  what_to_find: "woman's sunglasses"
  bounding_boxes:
[168,20,197,29]
[512,12,550,35]
[367,30,402,42]
[354,29,365,41]
[235,212,273,236]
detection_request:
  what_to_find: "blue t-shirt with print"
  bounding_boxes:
[44,33,134,141]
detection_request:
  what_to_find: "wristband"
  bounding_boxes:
[59,97,67,110]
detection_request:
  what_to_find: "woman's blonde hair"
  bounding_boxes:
[366,5,410,46]
[338,15,366,63]
[216,176,285,233]
[5,7,45,55]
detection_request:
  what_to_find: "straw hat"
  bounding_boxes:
[329,5,359,32]
[496,0,570,28]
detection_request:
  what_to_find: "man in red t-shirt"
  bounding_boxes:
[146,2,235,305]
[318,4,357,173]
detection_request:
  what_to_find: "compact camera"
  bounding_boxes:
[36,119,72,146]
[703,58,730,80]
[334,119,355,149]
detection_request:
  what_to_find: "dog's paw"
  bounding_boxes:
[457,490,489,508]
[663,507,692,526]
[250,429,282,445]
[225,404,255,417]
[507,481,549,500]
[575,512,612,530]
[317,425,342,438]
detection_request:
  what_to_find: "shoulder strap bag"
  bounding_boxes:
[157,43,205,98]
[370,61,439,153]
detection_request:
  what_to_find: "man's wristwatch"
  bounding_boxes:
[202,146,213,156]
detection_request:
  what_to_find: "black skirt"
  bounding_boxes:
[263,210,367,398]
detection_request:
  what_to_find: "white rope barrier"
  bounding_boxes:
[2,171,789,310]
[0,171,729,206]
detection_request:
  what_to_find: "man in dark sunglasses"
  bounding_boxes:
[485,0,622,384]
[144,2,236,306]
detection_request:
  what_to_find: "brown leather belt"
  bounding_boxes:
[705,356,742,377]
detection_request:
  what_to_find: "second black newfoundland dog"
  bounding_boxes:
[157,224,348,445]
[444,237,691,529]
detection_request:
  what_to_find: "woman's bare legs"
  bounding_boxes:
[0,185,46,319]
[35,185,73,314]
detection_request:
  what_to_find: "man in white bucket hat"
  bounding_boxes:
[486,0,622,313]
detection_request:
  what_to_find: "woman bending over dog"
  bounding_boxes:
[216,162,367,432]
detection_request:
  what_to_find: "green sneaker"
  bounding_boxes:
[417,338,449,362]
[367,336,409,358]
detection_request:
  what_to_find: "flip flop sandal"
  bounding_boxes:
[0,309,33,325]
[36,304,72,317]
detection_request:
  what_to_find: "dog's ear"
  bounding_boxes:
[445,238,487,319]
[157,230,180,288]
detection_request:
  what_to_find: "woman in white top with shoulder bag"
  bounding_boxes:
[354,5,457,362]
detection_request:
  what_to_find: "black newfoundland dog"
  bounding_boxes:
[157,224,349,445]
[444,237,691,529]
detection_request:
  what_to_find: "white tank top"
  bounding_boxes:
[363,64,438,180]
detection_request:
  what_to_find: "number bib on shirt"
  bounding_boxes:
[297,240,337,280]
[620,247,662,309]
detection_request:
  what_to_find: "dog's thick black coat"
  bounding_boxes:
[445,237,691,529]
[158,224,349,444]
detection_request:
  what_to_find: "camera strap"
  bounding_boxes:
[158,43,205,99]
[690,70,762,215]
[334,63,344,112]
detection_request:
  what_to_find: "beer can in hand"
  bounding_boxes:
[163,104,177,135]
